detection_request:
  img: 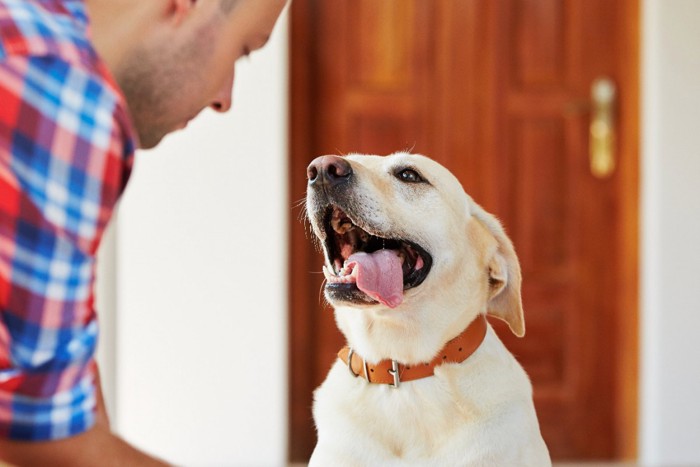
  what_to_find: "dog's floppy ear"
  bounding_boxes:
[471,204,525,337]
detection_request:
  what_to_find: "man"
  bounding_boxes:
[0,0,287,464]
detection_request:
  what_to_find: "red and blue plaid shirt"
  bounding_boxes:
[0,0,137,440]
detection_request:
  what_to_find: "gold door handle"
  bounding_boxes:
[590,77,617,178]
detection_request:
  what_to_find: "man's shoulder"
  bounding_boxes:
[0,0,98,72]
[0,0,134,145]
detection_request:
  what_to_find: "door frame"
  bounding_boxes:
[613,0,640,458]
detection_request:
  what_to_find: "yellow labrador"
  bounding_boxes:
[305,153,550,466]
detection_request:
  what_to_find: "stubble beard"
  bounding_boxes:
[117,37,209,149]
[119,48,173,149]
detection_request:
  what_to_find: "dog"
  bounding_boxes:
[304,152,551,466]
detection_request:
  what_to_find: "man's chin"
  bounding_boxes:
[136,129,167,150]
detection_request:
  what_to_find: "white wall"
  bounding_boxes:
[106,10,289,466]
[641,0,700,464]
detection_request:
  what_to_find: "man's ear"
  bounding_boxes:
[165,0,196,27]
[471,203,525,337]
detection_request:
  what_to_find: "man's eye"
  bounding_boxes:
[396,168,424,183]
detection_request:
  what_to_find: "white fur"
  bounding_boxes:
[307,153,551,466]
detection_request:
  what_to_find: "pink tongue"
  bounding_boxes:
[346,250,403,308]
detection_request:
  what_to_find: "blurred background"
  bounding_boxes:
[94,0,700,465]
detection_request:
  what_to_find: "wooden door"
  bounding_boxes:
[289,0,639,462]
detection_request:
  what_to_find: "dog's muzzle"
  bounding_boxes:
[305,155,433,308]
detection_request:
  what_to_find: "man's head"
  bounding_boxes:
[107,0,286,149]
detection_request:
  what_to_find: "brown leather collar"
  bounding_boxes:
[338,314,488,387]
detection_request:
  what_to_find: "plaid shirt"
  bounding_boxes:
[0,0,136,440]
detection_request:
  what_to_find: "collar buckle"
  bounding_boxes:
[387,360,400,388]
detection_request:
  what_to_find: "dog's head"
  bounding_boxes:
[305,153,524,362]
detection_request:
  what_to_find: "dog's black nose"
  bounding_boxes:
[307,155,353,187]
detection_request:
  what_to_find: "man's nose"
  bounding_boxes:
[210,69,235,113]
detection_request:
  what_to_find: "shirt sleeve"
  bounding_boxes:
[0,54,130,440]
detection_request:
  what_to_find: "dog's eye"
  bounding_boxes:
[396,168,424,183]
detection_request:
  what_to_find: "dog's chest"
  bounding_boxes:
[314,362,485,456]
[311,333,550,465]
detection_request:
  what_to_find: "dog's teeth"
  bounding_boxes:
[341,264,355,278]
[323,265,333,281]
[331,214,353,234]
[334,222,354,234]
[398,251,406,264]
[331,207,355,234]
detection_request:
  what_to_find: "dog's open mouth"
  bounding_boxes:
[320,206,432,308]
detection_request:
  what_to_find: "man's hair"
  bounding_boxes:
[219,0,241,14]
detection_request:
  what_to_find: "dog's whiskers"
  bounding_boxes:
[318,277,328,306]
[292,196,307,210]
[294,201,309,224]
[291,199,320,243]
[403,142,417,154]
